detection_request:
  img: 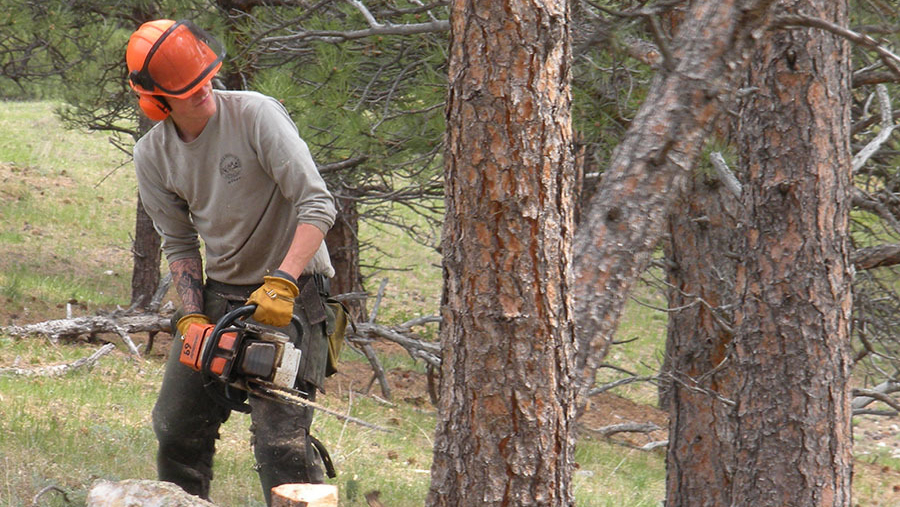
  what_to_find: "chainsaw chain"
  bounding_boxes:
[250,381,390,432]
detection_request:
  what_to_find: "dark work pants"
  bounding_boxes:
[152,280,327,506]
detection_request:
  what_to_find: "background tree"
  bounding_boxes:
[427,0,576,505]
[659,8,900,503]
[729,1,854,504]
[572,0,778,403]
[661,161,742,506]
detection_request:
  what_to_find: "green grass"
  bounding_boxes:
[0,101,135,310]
[357,210,443,329]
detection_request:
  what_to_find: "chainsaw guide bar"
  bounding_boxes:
[248,380,390,432]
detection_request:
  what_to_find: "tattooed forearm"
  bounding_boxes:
[170,257,204,314]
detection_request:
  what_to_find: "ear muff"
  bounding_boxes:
[138,95,171,121]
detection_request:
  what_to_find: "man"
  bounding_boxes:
[125,19,337,505]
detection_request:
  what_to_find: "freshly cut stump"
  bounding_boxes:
[271,483,339,507]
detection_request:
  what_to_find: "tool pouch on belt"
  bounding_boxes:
[324,298,352,377]
[296,277,353,384]
[295,276,330,390]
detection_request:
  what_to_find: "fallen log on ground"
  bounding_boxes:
[0,289,444,404]
[1,306,173,357]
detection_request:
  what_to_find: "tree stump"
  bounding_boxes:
[271,483,339,507]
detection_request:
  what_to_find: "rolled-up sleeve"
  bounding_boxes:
[251,98,336,235]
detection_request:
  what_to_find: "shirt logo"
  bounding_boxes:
[219,154,242,184]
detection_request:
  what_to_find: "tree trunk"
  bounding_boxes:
[662,171,742,506]
[427,0,576,505]
[128,19,163,311]
[130,192,161,309]
[572,0,779,404]
[730,1,853,505]
[325,195,365,319]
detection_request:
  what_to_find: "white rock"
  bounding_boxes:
[86,479,218,507]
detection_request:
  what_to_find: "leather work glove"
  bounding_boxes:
[247,270,299,327]
[176,313,211,336]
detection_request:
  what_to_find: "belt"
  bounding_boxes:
[206,274,328,300]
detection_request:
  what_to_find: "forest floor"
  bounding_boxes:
[148,328,900,505]
[4,299,900,505]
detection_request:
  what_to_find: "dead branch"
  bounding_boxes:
[583,421,662,438]
[852,380,900,408]
[579,421,668,452]
[852,383,900,416]
[2,311,171,357]
[343,279,442,402]
[345,279,393,400]
[0,343,115,377]
[31,485,70,507]
[347,336,393,400]
[258,18,449,45]
[853,243,900,270]
[852,187,900,237]
[854,408,898,417]
[663,370,736,408]
[772,14,900,79]
[148,272,173,312]
[639,440,670,451]
[852,84,896,173]
[589,374,659,396]
[351,321,441,368]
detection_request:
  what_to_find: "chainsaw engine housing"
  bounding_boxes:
[180,313,304,392]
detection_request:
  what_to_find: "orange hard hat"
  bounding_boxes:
[126,19,224,99]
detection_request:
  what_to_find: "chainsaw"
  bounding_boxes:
[178,304,385,431]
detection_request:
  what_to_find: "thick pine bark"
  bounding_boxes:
[427,1,576,506]
[663,174,742,507]
[731,1,853,505]
[572,0,778,402]
[324,196,365,319]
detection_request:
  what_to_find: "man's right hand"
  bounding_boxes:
[176,313,211,336]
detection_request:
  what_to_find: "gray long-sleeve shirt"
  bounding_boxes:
[134,90,336,285]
